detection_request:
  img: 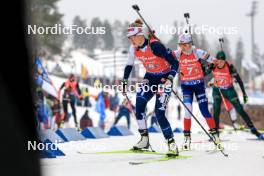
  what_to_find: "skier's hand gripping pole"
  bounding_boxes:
[171,89,229,157]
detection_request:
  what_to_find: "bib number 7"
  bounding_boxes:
[187,67,193,75]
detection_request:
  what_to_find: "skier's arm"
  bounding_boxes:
[204,62,216,76]
[196,49,217,77]
[76,82,82,97]
[230,64,246,95]
[150,41,179,79]
[59,82,65,90]
[122,46,135,94]
[58,82,65,100]
[196,49,216,63]
[123,66,133,80]
[123,46,135,80]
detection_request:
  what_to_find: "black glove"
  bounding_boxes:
[207,82,214,87]
[208,63,216,70]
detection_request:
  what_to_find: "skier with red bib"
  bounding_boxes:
[207,51,264,140]
[122,19,179,156]
[58,74,82,128]
[173,33,219,150]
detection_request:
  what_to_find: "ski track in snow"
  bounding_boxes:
[41,131,264,176]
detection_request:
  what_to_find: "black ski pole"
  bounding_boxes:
[219,38,224,51]
[123,93,137,119]
[132,4,159,40]
[183,12,194,44]
[171,89,229,157]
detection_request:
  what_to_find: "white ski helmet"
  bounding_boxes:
[178,33,192,44]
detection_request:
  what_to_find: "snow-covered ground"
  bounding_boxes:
[40,74,264,176]
[41,130,264,176]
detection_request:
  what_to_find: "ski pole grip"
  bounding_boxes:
[184,13,190,18]
[132,4,140,11]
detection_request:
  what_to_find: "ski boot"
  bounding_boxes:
[132,129,150,151]
[209,129,223,150]
[166,138,179,157]
[182,131,191,151]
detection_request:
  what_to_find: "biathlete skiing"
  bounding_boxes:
[173,32,220,150]
[58,74,83,128]
[122,19,179,156]
[207,51,264,140]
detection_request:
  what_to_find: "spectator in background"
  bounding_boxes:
[36,88,50,129]
[76,97,83,106]
[61,87,72,125]
[80,110,93,130]
[83,87,91,107]
[96,91,109,129]
[105,91,110,109]
[58,74,83,128]
[44,94,54,128]
[52,98,62,129]
[110,92,120,112]
[112,99,134,129]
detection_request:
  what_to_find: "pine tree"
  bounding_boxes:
[31,0,66,57]
[253,44,261,75]
[101,20,114,50]
[221,36,232,60]
[86,17,103,52]
[260,53,264,74]
[72,16,87,50]
[199,34,209,51]
[191,25,200,48]
[167,21,179,50]
[112,20,123,48]
[121,21,130,48]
